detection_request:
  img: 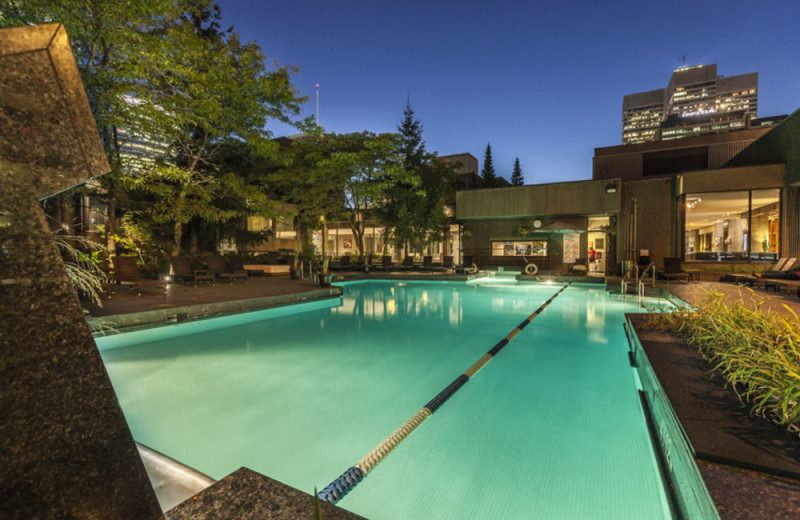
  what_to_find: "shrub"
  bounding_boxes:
[646,287,800,436]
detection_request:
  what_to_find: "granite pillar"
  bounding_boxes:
[0,23,162,519]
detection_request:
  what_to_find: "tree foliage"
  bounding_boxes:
[511,157,524,186]
[275,131,408,257]
[481,143,497,187]
[1,0,307,255]
[379,99,454,255]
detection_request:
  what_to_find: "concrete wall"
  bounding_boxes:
[456,179,620,220]
[619,178,674,270]
[678,164,784,194]
[461,217,587,272]
[594,128,773,181]
[727,108,800,186]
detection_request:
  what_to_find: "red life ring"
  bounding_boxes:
[465,263,478,274]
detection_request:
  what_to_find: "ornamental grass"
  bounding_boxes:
[646,287,800,437]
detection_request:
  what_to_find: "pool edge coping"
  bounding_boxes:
[88,286,343,334]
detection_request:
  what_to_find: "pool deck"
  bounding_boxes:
[87,274,800,519]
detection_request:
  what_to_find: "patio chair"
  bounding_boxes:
[375,255,394,271]
[456,255,477,274]
[229,255,249,273]
[728,258,795,288]
[170,255,215,286]
[331,255,351,272]
[570,258,588,275]
[660,257,690,283]
[419,255,434,272]
[398,256,415,271]
[206,254,248,283]
[435,256,454,273]
[110,256,167,297]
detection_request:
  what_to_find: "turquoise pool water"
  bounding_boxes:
[98,280,674,519]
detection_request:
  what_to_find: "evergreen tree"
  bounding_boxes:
[481,143,497,187]
[397,96,427,171]
[511,157,524,186]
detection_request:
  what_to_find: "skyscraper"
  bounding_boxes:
[622,64,759,144]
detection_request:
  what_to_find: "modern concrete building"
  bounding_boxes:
[438,152,481,189]
[594,127,777,181]
[458,108,800,275]
[622,64,764,145]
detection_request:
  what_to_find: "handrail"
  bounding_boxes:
[636,263,655,306]
[621,262,637,295]
[638,262,656,286]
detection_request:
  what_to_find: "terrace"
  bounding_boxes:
[2,19,799,520]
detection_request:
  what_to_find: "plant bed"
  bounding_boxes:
[627,294,800,518]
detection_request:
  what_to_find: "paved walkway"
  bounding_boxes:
[655,280,800,317]
[86,276,326,317]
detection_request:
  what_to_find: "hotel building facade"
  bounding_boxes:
[622,64,763,145]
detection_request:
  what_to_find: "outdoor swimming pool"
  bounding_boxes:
[97,280,676,519]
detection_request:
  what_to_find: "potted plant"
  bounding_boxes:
[318,255,332,287]
[363,252,372,273]
[290,251,301,279]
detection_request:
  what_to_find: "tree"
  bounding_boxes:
[119,7,306,255]
[383,97,427,255]
[275,131,409,258]
[511,157,524,186]
[2,1,308,256]
[376,98,458,257]
[481,143,497,187]
[397,96,427,171]
[0,0,190,251]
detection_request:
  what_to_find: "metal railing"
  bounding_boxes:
[637,263,656,306]
[621,262,636,296]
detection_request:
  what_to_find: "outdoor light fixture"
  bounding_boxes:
[605,184,617,194]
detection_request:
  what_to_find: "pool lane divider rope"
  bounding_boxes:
[317,281,573,504]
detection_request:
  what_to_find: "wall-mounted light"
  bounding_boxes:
[605,184,617,194]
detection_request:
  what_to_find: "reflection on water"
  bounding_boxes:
[99,280,671,520]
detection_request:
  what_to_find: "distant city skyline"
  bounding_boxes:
[216,0,800,185]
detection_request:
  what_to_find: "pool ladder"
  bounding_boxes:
[637,263,656,306]
[620,263,655,306]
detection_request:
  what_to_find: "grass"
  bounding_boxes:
[646,287,800,437]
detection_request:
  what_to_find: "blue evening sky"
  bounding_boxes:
[216,0,800,185]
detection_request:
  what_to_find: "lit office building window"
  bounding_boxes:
[684,189,780,262]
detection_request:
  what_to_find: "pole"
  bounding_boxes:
[315,83,320,126]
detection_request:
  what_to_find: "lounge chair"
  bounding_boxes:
[660,257,690,283]
[570,258,588,275]
[435,256,454,273]
[398,256,415,271]
[419,255,434,272]
[331,255,351,272]
[229,255,248,273]
[728,258,794,287]
[109,256,167,297]
[375,255,394,271]
[206,254,248,283]
[757,258,799,291]
[170,255,215,286]
[456,255,477,274]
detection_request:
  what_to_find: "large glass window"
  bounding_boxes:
[491,240,547,257]
[684,189,780,262]
[750,189,781,260]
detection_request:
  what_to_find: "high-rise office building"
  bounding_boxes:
[622,64,759,144]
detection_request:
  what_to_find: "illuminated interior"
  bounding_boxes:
[683,188,780,261]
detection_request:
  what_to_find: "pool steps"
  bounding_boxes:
[318,281,573,504]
